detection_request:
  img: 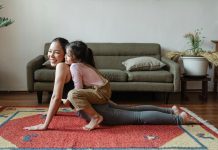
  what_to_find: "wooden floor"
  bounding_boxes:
[0,91,218,128]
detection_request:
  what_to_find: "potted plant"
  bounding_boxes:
[0,4,14,28]
[181,28,209,76]
[166,29,218,76]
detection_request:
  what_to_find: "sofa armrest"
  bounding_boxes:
[26,55,45,92]
[161,57,180,92]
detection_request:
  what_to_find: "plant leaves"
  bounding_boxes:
[0,4,14,28]
[0,17,14,27]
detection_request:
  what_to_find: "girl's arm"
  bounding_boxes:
[24,63,69,130]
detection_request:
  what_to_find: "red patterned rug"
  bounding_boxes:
[0,106,218,149]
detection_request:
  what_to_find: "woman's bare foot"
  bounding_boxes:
[179,112,197,124]
[172,105,179,115]
[83,115,103,131]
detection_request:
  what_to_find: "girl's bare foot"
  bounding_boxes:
[179,112,197,124]
[61,99,75,110]
[83,115,103,131]
[172,105,179,115]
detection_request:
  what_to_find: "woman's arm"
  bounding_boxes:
[24,63,70,130]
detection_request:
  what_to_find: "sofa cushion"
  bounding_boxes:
[42,60,55,69]
[122,56,165,71]
[127,70,173,83]
[99,69,127,82]
[34,69,55,81]
[35,68,128,82]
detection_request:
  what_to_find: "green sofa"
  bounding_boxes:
[27,43,180,104]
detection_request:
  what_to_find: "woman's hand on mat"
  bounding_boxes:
[24,124,47,130]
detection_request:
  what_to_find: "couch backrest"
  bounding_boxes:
[88,43,161,70]
[44,43,161,70]
[44,43,50,60]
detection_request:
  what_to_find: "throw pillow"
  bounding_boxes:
[122,56,166,71]
[42,60,55,69]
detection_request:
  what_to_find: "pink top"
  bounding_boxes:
[70,63,104,89]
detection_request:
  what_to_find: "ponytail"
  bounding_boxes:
[85,48,96,68]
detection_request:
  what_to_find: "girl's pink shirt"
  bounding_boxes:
[70,63,104,89]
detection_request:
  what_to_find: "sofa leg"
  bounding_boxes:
[151,92,156,100]
[164,92,170,104]
[37,91,43,104]
[47,91,52,101]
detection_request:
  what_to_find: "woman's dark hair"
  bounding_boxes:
[66,41,96,67]
[52,37,69,54]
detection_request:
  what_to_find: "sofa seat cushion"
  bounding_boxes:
[35,68,128,82]
[34,69,55,81]
[127,70,173,83]
[99,69,127,82]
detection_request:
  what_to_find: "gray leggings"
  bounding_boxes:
[77,101,183,125]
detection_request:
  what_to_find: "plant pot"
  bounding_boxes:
[181,56,208,76]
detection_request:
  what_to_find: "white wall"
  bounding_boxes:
[0,0,218,91]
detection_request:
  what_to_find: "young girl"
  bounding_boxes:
[63,41,111,131]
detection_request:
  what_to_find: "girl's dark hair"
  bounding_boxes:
[66,41,96,68]
[52,37,69,54]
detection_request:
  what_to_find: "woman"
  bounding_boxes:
[24,37,73,130]
[24,39,195,131]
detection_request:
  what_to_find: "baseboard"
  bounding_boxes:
[0,91,32,94]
